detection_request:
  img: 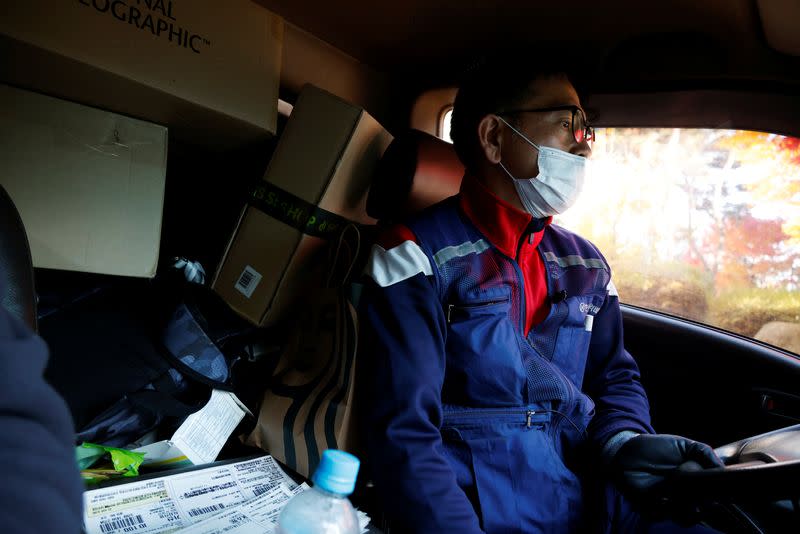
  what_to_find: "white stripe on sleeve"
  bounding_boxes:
[364,241,433,287]
[606,279,619,297]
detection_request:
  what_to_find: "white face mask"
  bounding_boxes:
[497,116,587,218]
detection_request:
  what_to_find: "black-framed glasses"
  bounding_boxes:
[496,105,595,144]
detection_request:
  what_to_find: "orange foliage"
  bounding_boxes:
[716,131,800,244]
[780,136,800,165]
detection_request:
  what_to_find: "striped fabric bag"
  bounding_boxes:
[244,228,365,478]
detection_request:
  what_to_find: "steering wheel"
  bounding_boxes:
[651,424,800,502]
[641,424,800,532]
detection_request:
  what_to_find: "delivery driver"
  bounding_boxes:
[359,56,723,533]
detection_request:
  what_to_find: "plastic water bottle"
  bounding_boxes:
[277,449,361,534]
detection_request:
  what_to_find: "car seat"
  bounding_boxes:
[366,129,464,222]
[0,185,37,331]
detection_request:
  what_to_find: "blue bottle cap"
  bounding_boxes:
[312,449,360,495]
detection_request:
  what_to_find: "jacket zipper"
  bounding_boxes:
[526,242,575,436]
[443,408,545,429]
[514,231,528,331]
[446,299,508,322]
[456,226,576,436]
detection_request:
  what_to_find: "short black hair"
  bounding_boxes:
[450,53,583,170]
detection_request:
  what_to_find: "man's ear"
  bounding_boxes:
[477,114,504,165]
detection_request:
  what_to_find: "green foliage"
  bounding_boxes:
[613,255,799,339]
[611,259,712,322]
[707,289,800,338]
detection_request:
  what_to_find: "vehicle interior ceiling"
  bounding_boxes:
[252,0,800,453]
[257,0,800,136]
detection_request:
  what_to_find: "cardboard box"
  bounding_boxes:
[213,84,393,326]
[0,84,167,278]
[0,0,282,149]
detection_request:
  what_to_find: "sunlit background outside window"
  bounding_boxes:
[557,128,800,354]
[441,109,453,144]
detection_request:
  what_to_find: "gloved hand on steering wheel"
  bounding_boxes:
[607,433,725,523]
[609,433,724,494]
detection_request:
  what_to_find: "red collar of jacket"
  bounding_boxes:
[459,173,551,257]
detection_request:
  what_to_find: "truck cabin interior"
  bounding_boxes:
[1,1,800,533]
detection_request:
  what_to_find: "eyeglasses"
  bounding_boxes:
[496,105,595,144]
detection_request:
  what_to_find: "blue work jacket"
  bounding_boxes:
[361,186,653,533]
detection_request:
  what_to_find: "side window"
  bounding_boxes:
[440,108,453,143]
[556,128,800,355]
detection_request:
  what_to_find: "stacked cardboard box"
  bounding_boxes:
[0,0,283,149]
[0,0,284,276]
[213,84,393,326]
[0,84,168,277]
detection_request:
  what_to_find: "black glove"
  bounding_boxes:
[610,433,724,497]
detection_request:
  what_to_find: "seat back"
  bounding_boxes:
[367,129,464,221]
[0,185,37,331]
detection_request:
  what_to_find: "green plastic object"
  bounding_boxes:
[77,442,146,484]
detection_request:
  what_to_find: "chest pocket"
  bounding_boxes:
[551,291,606,387]
[446,295,509,323]
[443,287,526,406]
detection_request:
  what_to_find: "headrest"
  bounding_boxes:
[0,185,37,331]
[367,129,464,221]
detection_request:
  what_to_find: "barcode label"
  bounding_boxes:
[234,265,262,298]
[187,503,225,517]
[252,485,271,497]
[99,514,145,533]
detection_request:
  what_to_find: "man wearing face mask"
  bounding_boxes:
[360,57,723,533]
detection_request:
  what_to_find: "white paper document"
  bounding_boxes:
[133,389,252,468]
[83,456,297,534]
[171,389,252,465]
[175,483,371,534]
[174,483,305,533]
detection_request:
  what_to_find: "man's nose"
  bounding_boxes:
[573,139,592,158]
